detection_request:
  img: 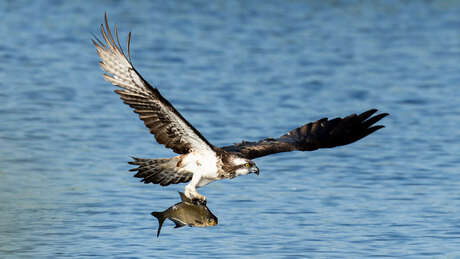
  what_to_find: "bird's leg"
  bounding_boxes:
[185,185,207,205]
[185,175,207,205]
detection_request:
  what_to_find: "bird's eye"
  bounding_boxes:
[245,163,250,167]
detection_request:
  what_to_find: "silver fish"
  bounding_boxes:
[151,192,218,237]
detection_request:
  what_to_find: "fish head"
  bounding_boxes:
[206,214,218,226]
[188,203,218,227]
[200,205,218,227]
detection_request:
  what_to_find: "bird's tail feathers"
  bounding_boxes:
[129,157,192,186]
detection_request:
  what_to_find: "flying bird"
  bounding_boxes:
[93,15,388,205]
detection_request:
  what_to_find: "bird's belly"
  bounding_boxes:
[179,151,220,180]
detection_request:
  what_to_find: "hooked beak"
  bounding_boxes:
[251,166,259,175]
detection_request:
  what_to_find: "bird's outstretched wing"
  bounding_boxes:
[221,109,388,159]
[93,14,214,154]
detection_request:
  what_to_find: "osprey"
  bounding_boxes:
[93,15,388,204]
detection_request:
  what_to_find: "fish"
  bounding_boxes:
[151,192,218,237]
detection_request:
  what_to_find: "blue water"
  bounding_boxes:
[1,0,459,258]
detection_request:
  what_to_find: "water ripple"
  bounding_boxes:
[1,0,459,258]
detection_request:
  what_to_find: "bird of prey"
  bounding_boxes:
[93,15,388,205]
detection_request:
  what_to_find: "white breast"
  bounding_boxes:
[178,151,220,179]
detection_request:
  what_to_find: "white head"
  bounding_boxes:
[232,157,259,176]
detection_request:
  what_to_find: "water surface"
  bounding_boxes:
[1,0,459,258]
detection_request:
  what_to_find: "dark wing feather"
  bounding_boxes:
[93,14,214,154]
[221,109,388,159]
[129,157,193,186]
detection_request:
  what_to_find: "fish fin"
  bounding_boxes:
[151,211,166,237]
[178,191,191,203]
[171,218,187,228]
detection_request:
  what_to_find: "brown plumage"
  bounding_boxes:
[221,109,388,159]
[128,157,193,186]
[92,14,214,155]
[93,14,388,203]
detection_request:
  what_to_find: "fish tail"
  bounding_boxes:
[151,211,166,237]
